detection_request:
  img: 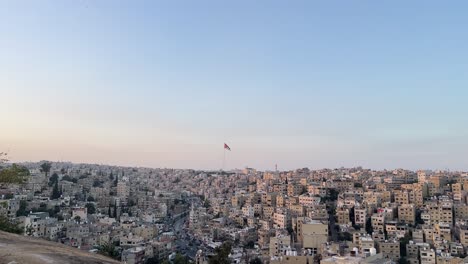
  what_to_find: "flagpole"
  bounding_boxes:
[223,148,226,171]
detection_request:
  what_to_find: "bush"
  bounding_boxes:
[0,216,23,234]
[209,242,231,264]
[338,231,353,241]
[61,175,73,182]
[86,203,96,214]
[93,179,103,187]
[16,200,28,216]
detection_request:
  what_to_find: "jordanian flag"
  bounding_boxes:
[224,143,231,151]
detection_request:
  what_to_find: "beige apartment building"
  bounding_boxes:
[354,207,367,227]
[427,202,453,225]
[371,213,385,232]
[276,195,285,207]
[273,212,291,229]
[398,204,416,225]
[412,229,424,243]
[394,190,410,205]
[300,219,328,254]
[298,194,321,207]
[336,207,351,226]
[266,193,278,207]
[359,236,375,255]
[273,184,287,195]
[459,226,468,247]
[288,204,305,217]
[379,240,400,261]
[380,190,392,204]
[287,184,303,196]
[263,206,275,219]
[364,191,381,207]
[269,234,291,257]
[420,247,436,264]
[429,174,447,188]
[435,222,451,242]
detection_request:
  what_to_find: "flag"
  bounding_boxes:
[224,143,231,151]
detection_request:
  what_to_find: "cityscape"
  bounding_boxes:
[1,157,468,264]
[2,1,468,264]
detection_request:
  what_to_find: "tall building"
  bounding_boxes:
[117,181,129,197]
[300,218,328,255]
[398,204,416,225]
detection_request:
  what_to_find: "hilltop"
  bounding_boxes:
[0,231,119,264]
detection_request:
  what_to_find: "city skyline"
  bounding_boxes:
[2,1,468,170]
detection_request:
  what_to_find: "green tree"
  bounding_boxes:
[51,179,61,199]
[399,258,410,264]
[0,164,30,184]
[322,188,339,202]
[86,203,96,214]
[93,179,103,187]
[173,253,189,264]
[113,201,118,219]
[204,199,211,208]
[415,210,424,225]
[365,217,374,235]
[244,240,255,249]
[48,173,59,186]
[61,175,74,182]
[0,216,23,234]
[400,232,412,257]
[250,258,263,264]
[40,162,52,178]
[145,257,160,264]
[338,231,353,241]
[74,215,81,223]
[49,205,60,217]
[87,196,95,202]
[209,242,231,264]
[98,242,119,259]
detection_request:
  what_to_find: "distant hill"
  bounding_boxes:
[0,231,119,264]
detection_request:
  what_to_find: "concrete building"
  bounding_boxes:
[420,247,436,264]
[354,207,367,227]
[300,219,328,254]
[371,213,385,233]
[121,246,145,264]
[117,181,130,198]
[336,207,351,226]
[273,212,291,229]
[458,226,468,247]
[269,234,292,257]
[379,240,400,261]
[398,204,416,225]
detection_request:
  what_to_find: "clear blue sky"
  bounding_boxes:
[1,1,468,170]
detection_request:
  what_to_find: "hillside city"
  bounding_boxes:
[0,160,468,264]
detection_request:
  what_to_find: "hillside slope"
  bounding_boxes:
[0,231,120,264]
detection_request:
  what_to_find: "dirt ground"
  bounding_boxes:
[0,231,120,264]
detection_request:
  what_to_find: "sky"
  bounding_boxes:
[1,1,468,171]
